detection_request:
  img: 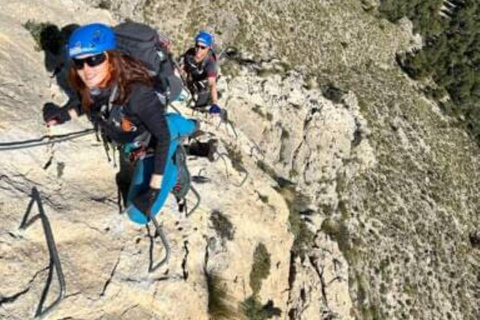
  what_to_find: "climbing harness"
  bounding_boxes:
[19,187,66,319]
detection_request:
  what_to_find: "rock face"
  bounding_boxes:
[0,1,293,319]
[0,1,479,320]
[82,0,146,22]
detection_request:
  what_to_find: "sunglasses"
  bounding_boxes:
[72,53,107,70]
[195,44,208,50]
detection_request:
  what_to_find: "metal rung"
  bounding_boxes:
[19,187,66,319]
[147,214,170,273]
[186,185,201,218]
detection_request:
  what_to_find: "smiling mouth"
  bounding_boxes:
[84,75,98,82]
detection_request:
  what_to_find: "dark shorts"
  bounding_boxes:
[193,90,212,109]
[167,75,183,102]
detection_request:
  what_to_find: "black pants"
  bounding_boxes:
[187,80,211,109]
[193,90,211,108]
[116,151,134,207]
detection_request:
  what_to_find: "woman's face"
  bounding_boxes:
[73,52,110,89]
[194,42,209,61]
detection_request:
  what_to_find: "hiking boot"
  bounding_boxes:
[186,139,217,162]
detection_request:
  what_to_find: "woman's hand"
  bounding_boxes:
[42,102,72,126]
[149,174,163,189]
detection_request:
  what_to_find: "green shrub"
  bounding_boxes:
[257,193,269,204]
[210,210,235,242]
[321,83,348,103]
[206,271,239,320]
[224,143,245,173]
[256,160,278,181]
[252,105,267,119]
[97,0,111,9]
[250,243,271,295]
[241,296,281,320]
[276,185,315,258]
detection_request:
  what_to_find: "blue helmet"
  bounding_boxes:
[195,31,213,47]
[68,23,116,58]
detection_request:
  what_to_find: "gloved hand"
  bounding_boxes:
[209,104,222,115]
[42,102,71,125]
[132,188,160,216]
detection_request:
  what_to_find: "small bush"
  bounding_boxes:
[321,218,341,237]
[256,160,278,181]
[241,296,282,320]
[321,84,348,103]
[252,105,267,119]
[470,231,480,249]
[97,0,111,9]
[206,271,239,320]
[224,143,245,173]
[258,193,269,204]
[210,210,235,242]
[288,207,315,258]
[250,243,271,295]
[276,185,315,258]
[289,168,298,178]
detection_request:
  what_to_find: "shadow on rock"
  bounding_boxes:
[36,22,80,108]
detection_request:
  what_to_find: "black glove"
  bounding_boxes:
[42,102,72,125]
[132,188,160,216]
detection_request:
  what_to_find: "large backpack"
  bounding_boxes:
[114,22,181,104]
[126,113,200,225]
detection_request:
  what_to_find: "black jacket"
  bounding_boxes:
[88,83,170,175]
